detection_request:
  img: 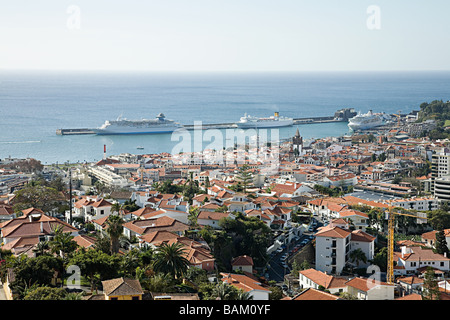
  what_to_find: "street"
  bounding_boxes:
[0,282,8,300]
[265,216,324,283]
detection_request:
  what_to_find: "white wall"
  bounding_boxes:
[315,235,349,275]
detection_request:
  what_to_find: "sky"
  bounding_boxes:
[0,0,449,72]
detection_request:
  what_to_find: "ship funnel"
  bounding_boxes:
[274,112,279,117]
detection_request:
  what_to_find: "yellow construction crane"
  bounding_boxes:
[385,206,428,284]
[392,110,402,129]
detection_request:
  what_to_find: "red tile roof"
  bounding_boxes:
[292,288,340,300]
[315,226,351,239]
[231,255,254,266]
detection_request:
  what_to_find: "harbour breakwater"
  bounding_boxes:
[56,109,352,135]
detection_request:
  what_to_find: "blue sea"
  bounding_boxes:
[1,70,450,165]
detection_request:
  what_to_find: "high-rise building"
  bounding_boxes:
[431,150,450,193]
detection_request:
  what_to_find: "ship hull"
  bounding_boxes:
[236,119,294,128]
[348,119,383,131]
[93,126,182,135]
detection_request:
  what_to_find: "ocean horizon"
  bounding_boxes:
[1,70,450,164]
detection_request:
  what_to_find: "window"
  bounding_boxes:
[132,296,140,300]
[110,297,118,301]
[441,262,445,267]
[101,210,104,215]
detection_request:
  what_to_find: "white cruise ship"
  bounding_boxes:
[93,113,183,135]
[348,110,386,131]
[236,112,294,128]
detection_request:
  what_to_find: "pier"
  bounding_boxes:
[55,108,354,135]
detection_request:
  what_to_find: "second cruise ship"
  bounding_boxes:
[93,113,183,135]
[348,110,387,131]
[236,112,294,128]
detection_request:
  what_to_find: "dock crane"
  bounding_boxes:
[385,206,428,284]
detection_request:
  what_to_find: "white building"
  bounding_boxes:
[315,223,351,275]
[70,196,113,222]
[315,219,376,274]
[338,209,370,231]
[197,211,233,229]
[383,196,439,212]
[345,277,395,300]
[88,165,130,188]
[434,175,450,202]
[220,273,271,300]
[431,151,450,193]
[349,230,376,269]
[395,246,450,276]
[298,268,348,295]
[323,173,358,188]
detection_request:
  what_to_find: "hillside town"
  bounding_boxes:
[1,107,450,301]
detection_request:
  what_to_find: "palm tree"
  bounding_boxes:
[213,281,234,300]
[111,201,125,217]
[145,273,175,293]
[236,289,253,300]
[49,225,77,260]
[105,214,124,254]
[349,248,367,269]
[188,207,200,230]
[152,242,190,279]
[32,241,49,257]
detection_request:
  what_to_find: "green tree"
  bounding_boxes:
[24,287,68,300]
[145,272,176,293]
[68,249,120,291]
[422,267,440,300]
[212,281,238,300]
[105,214,124,254]
[428,210,450,230]
[183,172,200,205]
[13,184,62,214]
[123,199,140,212]
[339,292,358,300]
[299,260,311,270]
[152,242,190,279]
[184,267,209,287]
[10,255,63,298]
[215,205,228,213]
[111,201,125,217]
[236,289,253,300]
[94,234,112,255]
[120,249,142,277]
[371,247,388,272]
[217,213,272,268]
[188,206,200,229]
[204,176,211,189]
[236,164,253,194]
[49,225,78,260]
[349,248,367,268]
[32,241,49,257]
[268,285,283,300]
[435,229,450,256]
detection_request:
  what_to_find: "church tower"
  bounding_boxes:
[292,127,303,156]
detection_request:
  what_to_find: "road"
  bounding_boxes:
[265,217,324,283]
[266,232,313,283]
[0,282,8,300]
